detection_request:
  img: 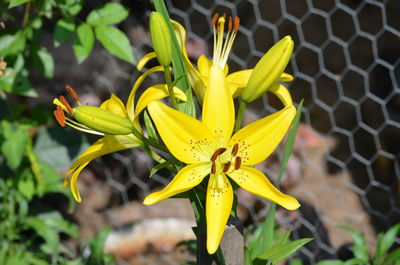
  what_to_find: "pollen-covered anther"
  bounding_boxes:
[228,16,233,32]
[210,148,227,161]
[211,162,216,174]
[223,162,231,173]
[234,156,242,170]
[234,16,240,32]
[231,143,239,156]
[211,13,218,27]
[66,85,80,103]
[59,95,73,114]
[53,105,66,127]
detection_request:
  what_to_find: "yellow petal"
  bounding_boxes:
[137,52,157,71]
[172,20,206,102]
[100,94,128,118]
[227,69,253,98]
[66,135,140,202]
[148,101,214,164]
[269,83,293,107]
[206,174,233,254]
[228,166,300,210]
[197,54,212,76]
[202,64,234,147]
[279,72,294,82]
[229,105,296,165]
[143,163,211,205]
[126,65,164,120]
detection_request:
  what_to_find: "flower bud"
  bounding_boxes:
[73,105,134,135]
[149,12,172,67]
[241,35,294,103]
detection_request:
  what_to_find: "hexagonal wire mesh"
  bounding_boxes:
[75,0,400,264]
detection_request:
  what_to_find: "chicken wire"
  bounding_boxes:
[64,0,400,264]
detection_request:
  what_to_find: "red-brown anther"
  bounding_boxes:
[223,161,231,173]
[228,16,233,32]
[53,106,66,127]
[211,162,216,174]
[211,13,219,27]
[234,156,242,170]
[231,143,239,156]
[66,85,80,103]
[59,95,73,114]
[210,147,227,161]
[222,13,226,20]
[234,16,240,32]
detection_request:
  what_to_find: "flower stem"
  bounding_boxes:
[234,100,247,133]
[130,126,168,153]
[164,66,179,110]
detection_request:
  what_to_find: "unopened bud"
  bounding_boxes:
[241,35,294,103]
[149,12,172,67]
[73,105,134,135]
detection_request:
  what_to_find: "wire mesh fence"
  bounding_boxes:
[46,0,400,264]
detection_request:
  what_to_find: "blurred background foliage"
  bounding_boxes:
[0,0,135,263]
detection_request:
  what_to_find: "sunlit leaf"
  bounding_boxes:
[73,23,94,63]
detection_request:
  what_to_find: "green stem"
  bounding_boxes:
[150,150,177,174]
[130,126,168,153]
[164,66,179,110]
[234,100,247,133]
[22,1,31,27]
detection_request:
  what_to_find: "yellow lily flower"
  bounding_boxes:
[54,84,187,202]
[143,16,300,254]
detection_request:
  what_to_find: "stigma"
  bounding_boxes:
[211,13,240,69]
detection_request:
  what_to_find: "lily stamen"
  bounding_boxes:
[59,95,73,114]
[231,143,239,156]
[222,162,231,173]
[53,106,66,127]
[66,85,80,104]
[211,13,240,69]
[211,162,217,174]
[211,147,227,161]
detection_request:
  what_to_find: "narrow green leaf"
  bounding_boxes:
[94,25,135,64]
[258,238,313,264]
[276,230,292,245]
[8,0,29,8]
[339,226,369,262]
[143,110,158,142]
[277,99,303,184]
[54,17,75,47]
[149,160,174,177]
[374,223,400,264]
[25,217,59,254]
[87,2,129,26]
[73,23,94,63]
[290,258,304,265]
[382,248,400,265]
[57,0,82,16]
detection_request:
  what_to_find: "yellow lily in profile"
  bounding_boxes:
[144,15,300,254]
[172,15,294,102]
[54,83,187,202]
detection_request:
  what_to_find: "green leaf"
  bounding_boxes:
[73,23,94,63]
[0,31,26,56]
[87,228,114,265]
[33,48,54,78]
[8,0,29,8]
[86,2,129,26]
[25,217,59,254]
[57,0,82,16]
[143,110,158,142]
[94,25,135,64]
[54,17,75,47]
[290,258,304,265]
[149,160,175,177]
[382,248,400,265]
[33,126,89,170]
[339,226,369,262]
[277,99,303,184]
[1,125,29,169]
[18,173,35,200]
[258,238,313,264]
[374,223,400,264]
